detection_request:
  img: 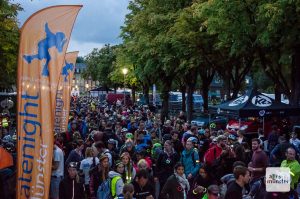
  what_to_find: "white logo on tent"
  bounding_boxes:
[252,95,272,107]
[259,110,266,117]
[229,96,249,106]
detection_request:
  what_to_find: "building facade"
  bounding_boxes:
[71,63,98,96]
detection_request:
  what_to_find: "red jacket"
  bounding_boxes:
[204,145,222,165]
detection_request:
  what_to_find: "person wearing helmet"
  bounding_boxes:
[125,132,133,140]
[108,139,119,163]
[59,162,85,199]
[119,139,135,158]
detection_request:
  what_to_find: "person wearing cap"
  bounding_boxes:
[187,137,199,149]
[109,160,125,198]
[59,162,85,199]
[89,154,110,199]
[204,135,227,166]
[182,126,198,147]
[121,152,136,183]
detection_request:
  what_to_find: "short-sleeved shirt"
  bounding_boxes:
[52,145,64,177]
[80,157,99,184]
[250,150,268,180]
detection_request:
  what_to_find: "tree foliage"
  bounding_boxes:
[83,44,118,89]
[0,1,22,90]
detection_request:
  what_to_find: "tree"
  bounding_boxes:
[121,0,194,122]
[256,1,300,105]
[76,56,84,63]
[0,1,22,91]
[83,44,118,91]
[193,0,256,99]
[110,45,139,102]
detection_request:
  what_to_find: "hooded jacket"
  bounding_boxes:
[108,171,124,197]
[59,176,84,199]
[181,149,200,177]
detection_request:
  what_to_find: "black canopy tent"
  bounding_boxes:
[89,86,113,92]
[210,89,300,118]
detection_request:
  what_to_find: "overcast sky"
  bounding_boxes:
[13,0,130,56]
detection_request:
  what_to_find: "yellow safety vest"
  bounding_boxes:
[111,176,121,198]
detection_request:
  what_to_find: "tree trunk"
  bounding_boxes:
[274,84,281,103]
[199,68,215,111]
[224,76,231,100]
[186,85,194,122]
[180,85,186,112]
[143,84,150,105]
[161,80,172,124]
[291,45,300,106]
[202,82,209,113]
[132,86,136,103]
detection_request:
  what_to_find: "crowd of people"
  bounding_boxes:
[1,95,300,199]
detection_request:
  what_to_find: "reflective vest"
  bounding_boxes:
[2,118,8,128]
[111,176,121,198]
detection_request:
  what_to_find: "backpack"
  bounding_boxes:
[97,179,112,199]
[181,148,198,167]
[96,176,122,199]
[111,176,122,198]
[219,177,235,199]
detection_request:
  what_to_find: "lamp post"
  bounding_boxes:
[122,68,128,106]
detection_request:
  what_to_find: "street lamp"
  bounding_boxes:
[122,68,128,105]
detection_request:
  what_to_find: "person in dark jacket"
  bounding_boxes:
[65,139,84,168]
[160,162,190,199]
[59,162,85,199]
[171,130,184,155]
[132,169,155,199]
[155,140,179,189]
[191,166,215,199]
[103,122,119,144]
[89,154,110,198]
